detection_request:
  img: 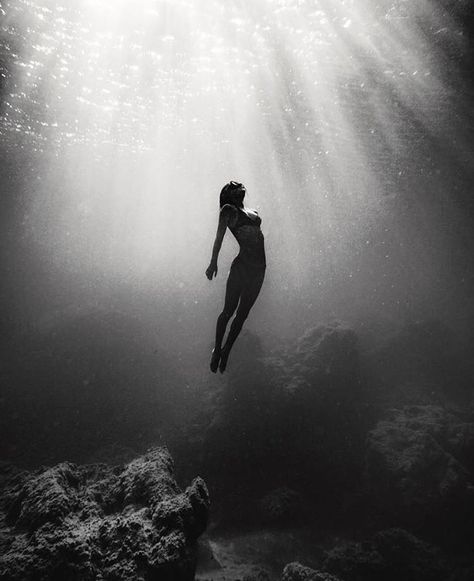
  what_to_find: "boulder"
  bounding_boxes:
[0,447,209,581]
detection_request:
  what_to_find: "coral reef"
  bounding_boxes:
[0,448,209,580]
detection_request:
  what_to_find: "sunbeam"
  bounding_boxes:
[0,0,472,336]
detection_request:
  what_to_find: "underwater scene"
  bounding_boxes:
[1,0,474,579]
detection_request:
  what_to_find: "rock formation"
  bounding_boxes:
[202,323,365,506]
[0,448,209,580]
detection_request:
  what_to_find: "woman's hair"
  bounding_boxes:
[219,181,244,208]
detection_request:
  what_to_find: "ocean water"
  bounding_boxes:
[0,2,473,578]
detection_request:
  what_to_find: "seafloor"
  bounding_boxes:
[1,320,474,580]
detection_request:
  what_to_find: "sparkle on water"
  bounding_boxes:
[0,0,471,330]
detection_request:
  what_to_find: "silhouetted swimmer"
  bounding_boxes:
[206,181,266,373]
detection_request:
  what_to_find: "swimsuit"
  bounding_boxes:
[228,207,266,269]
[222,206,266,316]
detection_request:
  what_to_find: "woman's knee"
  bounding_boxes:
[234,306,250,324]
[219,309,233,321]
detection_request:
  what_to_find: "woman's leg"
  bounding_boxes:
[210,265,242,372]
[219,268,265,372]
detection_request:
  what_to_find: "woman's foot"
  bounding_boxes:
[219,346,230,373]
[210,348,221,373]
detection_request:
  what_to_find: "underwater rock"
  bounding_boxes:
[263,322,359,406]
[282,562,341,581]
[0,447,209,581]
[324,527,448,581]
[5,461,80,529]
[203,323,365,508]
[365,405,474,523]
[292,322,359,384]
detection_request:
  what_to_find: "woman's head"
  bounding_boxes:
[220,181,246,208]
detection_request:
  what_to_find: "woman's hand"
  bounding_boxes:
[206,261,218,280]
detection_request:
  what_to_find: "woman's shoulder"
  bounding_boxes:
[220,204,238,225]
[220,203,238,212]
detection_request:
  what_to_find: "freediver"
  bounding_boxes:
[206,181,266,373]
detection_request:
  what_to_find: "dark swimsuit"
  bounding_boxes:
[223,205,266,314]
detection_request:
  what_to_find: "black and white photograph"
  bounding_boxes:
[1,1,474,579]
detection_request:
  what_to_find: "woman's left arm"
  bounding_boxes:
[206,207,232,280]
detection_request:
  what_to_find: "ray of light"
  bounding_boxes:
[0,0,471,329]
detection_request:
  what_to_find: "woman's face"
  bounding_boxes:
[229,185,246,205]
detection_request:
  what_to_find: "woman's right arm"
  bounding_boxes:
[206,205,235,280]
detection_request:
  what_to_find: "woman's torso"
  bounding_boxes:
[227,206,266,268]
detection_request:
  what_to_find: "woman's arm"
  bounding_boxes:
[206,205,235,280]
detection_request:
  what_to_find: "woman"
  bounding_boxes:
[206,181,266,373]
